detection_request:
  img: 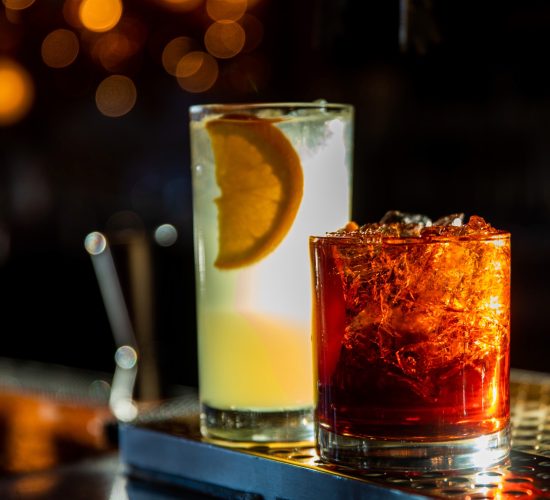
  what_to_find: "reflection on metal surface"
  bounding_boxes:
[120,370,550,499]
[0,390,114,474]
[0,357,115,475]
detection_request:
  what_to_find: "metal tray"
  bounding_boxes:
[119,369,550,499]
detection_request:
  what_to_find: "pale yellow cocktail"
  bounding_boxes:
[190,103,353,443]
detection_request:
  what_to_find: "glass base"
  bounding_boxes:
[201,404,314,447]
[318,425,511,471]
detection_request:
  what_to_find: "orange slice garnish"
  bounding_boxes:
[206,114,303,269]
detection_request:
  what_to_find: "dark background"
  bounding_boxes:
[0,0,548,394]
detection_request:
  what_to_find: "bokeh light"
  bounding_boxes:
[154,224,178,247]
[3,0,35,10]
[92,33,130,71]
[156,0,203,12]
[204,20,245,59]
[79,0,123,33]
[115,345,137,369]
[95,75,137,117]
[0,14,22,52]
[206,0,246,21]
[240,13,263,52]
[41,29,80,69]
[176,50,218,92]
[0,58,34,126]
[63,0,84,29]
[91,17,147,72]
[4,7,22,22]
[111,398,138,422]
[84,232,107,255]
[161,36,195,76]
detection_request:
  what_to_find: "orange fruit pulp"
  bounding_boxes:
[206,113,304,269]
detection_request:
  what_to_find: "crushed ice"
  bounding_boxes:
[331,211,502,239]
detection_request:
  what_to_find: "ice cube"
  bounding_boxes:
[433,213,465,226]
[379,210,433,227]
[459,215,499,235]
[372,210,433,237]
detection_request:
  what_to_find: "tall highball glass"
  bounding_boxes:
[189,102,354,445]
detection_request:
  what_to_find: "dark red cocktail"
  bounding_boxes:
[310,213,511,470]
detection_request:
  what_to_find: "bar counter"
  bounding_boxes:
[1,358,549,499]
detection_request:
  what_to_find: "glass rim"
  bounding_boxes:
[309,231,511,245]
[189,101,353,116]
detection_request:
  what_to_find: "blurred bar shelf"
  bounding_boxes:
[120,368,550,499]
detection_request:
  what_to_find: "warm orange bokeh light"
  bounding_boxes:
[95,75,137,117]
[0,58,34,126]
[79,0,123,32]
[3,0,35,10]
[204,20,245,59]
[176,51,218,92]
[206,0,246,21]
[161,36,194,76]
[41,29,80,69]
[90,16,147,71]
[0,14,20,52]
[63,0,84,28]
[156,0,203,12]
[92,33,130,71]
[240,13,263,52]
[176,51,204,78]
